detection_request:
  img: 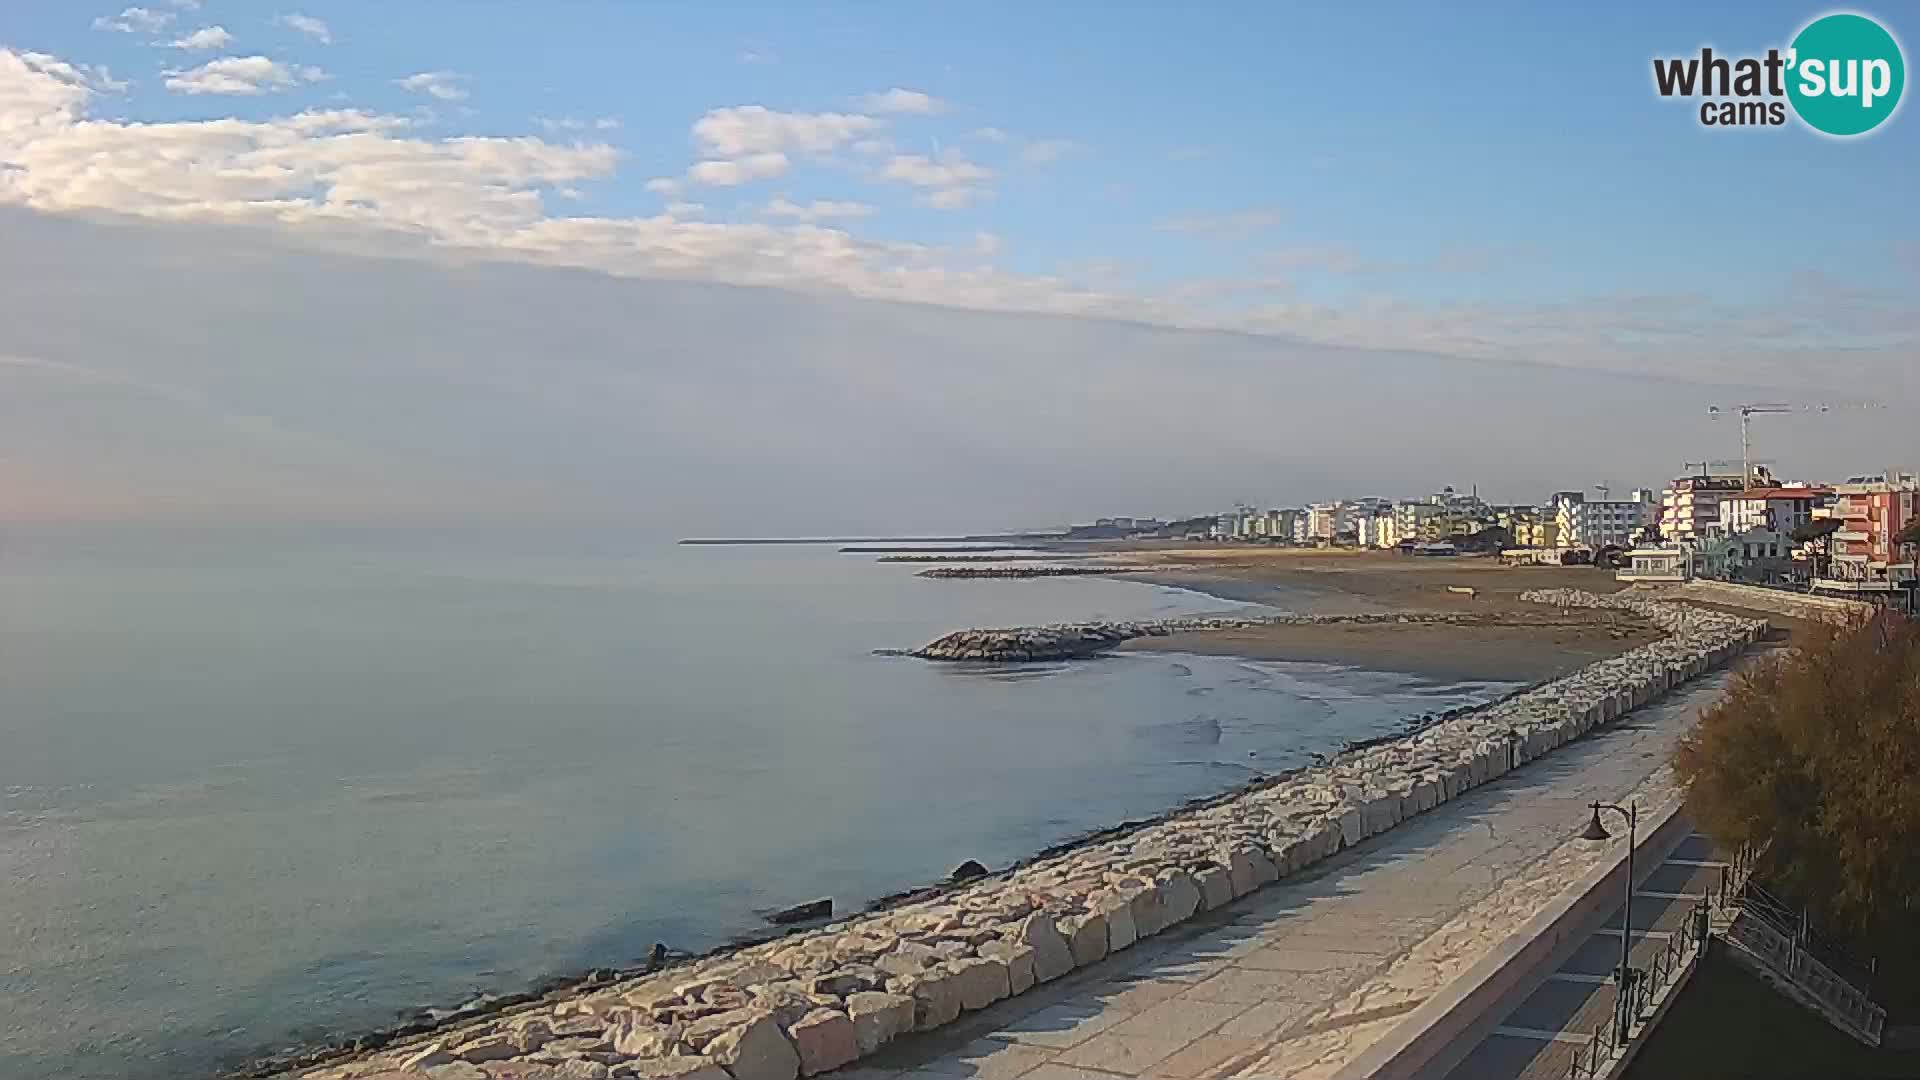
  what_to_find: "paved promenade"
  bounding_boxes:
[1441,832,1725,1080]
[830,669,1735,1080]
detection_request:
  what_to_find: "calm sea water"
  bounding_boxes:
[0,529,1516,1079]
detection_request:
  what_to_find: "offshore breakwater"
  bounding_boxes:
[913,565,1134,579]
[279,590,1765,1080]
[897,611,1604,662]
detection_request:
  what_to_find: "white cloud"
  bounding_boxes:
[167,26,234,50]
[687,153,790,186]
[1154,208,1285,235]
[396,71,468,102]
[973,231,1000,257]
[877,150,992,209]
[856,88,945,115]
[922,187,987,210]
[1019,138,1085,166]
[968,127,1008,143]
[164,56,327,96]
[276,13,332,44]
[736,48,776,65]
[17,42,1902,400]
[762,197,875,223]
[877,151,991,188]
[679,105,881,188]
[850,138,892,157]
[594,117,621,130]
[168,0,201,9]
[92,7,174,33]
[691,105,881,158]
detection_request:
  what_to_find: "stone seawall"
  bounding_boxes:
[283,592,1766,1080]
[1674,580,1876,625]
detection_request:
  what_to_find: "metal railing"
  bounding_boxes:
[1566,895,1713,1078]
[1737,882,1876,989]
[1724,906,1886,1044]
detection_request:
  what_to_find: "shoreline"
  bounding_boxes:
[242,566,1652,1078]
[269,590,1767,1080]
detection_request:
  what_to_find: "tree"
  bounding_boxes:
[1674,614,1920,949]
[1460,524,1512,553]
[1793,518,1844,579]
[1791,518,1844,545]
[1897,517,1920,548]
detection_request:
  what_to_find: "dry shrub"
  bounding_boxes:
[1674,611,1920,946]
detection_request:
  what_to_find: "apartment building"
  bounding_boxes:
[1829,471,1920,584]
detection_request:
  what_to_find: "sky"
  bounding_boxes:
[0,2,1915,533]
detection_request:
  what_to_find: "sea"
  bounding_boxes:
[0,528,1519,1079]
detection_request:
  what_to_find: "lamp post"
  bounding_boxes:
[1581,801,1639,1046]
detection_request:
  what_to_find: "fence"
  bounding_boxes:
[1723,903,1886,1045]
[1562,842,1763,1079]
[1564,895,1713,1079]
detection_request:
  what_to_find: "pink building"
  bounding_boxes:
[1829,474,1920,585]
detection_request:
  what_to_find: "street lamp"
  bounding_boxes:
[1580,801,1639,1046]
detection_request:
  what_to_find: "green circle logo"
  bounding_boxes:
[1787,13,1905,136]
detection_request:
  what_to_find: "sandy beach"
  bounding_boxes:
[1088,545,1659,682]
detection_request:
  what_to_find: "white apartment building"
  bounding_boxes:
[1354,513,1383,548]
[1719,486,1829,535]
[1660,469,1756,542]
[1393,501,1440,542]
[1306,502,1343,541]
[1374,514,1402,549]
[1553,491,1656,550]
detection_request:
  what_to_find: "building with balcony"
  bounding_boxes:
[1719,487,1831,535]
[1552,491,1656,550]
[1659,468,1759,542]
[1306,502,1344,541]
[1826,471,1919,587]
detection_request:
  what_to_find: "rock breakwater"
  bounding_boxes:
[279,591,1765,1080]
[877,554,1085,563]
[903,615,1281,661]
[914,565,1133,579]
[902,611,1608,662]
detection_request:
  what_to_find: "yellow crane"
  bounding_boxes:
[1707,401,1885,487]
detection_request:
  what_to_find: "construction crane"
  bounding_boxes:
[1708,402,1884,488]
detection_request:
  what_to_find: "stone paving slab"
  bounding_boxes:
[1442,830,1728,1080]
[832,671,1736,1080]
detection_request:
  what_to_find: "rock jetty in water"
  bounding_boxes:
[908,615,1278,661]
[914,565,1132,579]
[901,611,1588,662]
[278,590,1765,1080]
[878,554,1086,564]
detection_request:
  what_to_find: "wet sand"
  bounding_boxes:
[1095,547,1656,682]
[1125,620,1658,683]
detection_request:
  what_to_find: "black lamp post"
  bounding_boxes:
[1581,800,1639,1046]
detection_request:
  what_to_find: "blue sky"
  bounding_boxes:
[0,2,1915,525]
[7,1,1913,307]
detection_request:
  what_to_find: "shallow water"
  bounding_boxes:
[0,529,1517,1079]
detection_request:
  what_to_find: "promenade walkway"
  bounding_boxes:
[829,669,1736,1080]
[1439,832,1726,1080]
